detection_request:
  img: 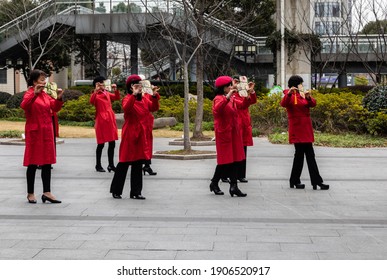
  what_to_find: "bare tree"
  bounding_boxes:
[0,0,75,80]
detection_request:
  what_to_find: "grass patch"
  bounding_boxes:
[0,130,23,138]
[170,121,214,131]
[59,120,95,127]
[268,132,387,148]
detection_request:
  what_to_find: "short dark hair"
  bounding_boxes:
[93,76,106,87]
[288,75,303,88]
[27,69,47,87]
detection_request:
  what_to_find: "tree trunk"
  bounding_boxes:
[193,44,204,139]
[183,62,191,151]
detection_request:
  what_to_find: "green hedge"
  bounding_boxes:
[0,91,11,104]
[57,94,95,122]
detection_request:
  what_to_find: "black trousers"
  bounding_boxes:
[27,164,51,194]
[237,146,248,179]
[96,141,116,167]
[110,161,143,196]
[290,143,323,185]
[212,162,240,184]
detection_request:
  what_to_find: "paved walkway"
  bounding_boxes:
[0,137,387,260]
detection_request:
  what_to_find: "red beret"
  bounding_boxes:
[215,76,232,88]
[126,74,142,87]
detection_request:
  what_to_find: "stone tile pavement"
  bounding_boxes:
[0,137,387,260]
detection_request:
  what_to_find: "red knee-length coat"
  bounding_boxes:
[280,89,317,143]
[234,92,257,146]
[119,93,160,163]
[143,93,160,159]
[21,88,63,166]
[90,89,120,144]
[213,94,247,165]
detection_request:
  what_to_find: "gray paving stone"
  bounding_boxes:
[0,137,386,260]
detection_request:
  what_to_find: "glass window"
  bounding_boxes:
[0,69,7,84]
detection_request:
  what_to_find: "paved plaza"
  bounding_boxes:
[0,137,387,260]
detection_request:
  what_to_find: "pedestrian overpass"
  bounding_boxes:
[0,0,386,84]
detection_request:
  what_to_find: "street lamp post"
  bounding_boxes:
[234,43,257,76]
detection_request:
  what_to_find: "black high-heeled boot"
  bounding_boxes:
[290,182,305,189]
[107,165,116,172]
[95,165,106,172]
[312,183,329,190]
[229,183,247,197]
[209,182,224,195]
[143,166,157,175]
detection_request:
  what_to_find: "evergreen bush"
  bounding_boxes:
[0,91,11,104]
[63,89,84,101]
[362,85,387,113]
[57,94,95,122]
[6,91,25,109]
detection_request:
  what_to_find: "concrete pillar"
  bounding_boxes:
[130,35,139,74]
[276,0,312,89]
[99,35,107,77]
[338,71,347,88]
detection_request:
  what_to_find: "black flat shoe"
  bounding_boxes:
[95,165,106,172]
[130,194,146,200]
[209,182,224,195]
[290,183,305,189]
[107,165,116,173]
[112,193,122,199]
[221,178,229,183]
[238,178,248,183]
[143,166,157,175]
[313,183,329,190]
[41,194,61,203]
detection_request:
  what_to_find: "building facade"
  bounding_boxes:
[312,0,353,35]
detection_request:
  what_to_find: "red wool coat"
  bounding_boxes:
[90,89,120,144]
[21,88,63,166]
[119,93,160,163]
[143,93,160,159]
[213,94,246,165]
[280,89,317,143]
[234,92,257,146]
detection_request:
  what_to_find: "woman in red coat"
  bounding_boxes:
[209,76,247,197]
[142,85,160,176]
[233,78,257,183]
[110,75,160,200]
[280,75,329,190]
[21,69,64,204]
[90,76,120,172]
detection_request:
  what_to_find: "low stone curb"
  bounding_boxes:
[168,139,215,146]
[153,152,216,160]
[0,139,65,145]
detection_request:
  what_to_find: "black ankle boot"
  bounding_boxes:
[209,182,224,195]
[229,183,247,197]
[143,166,157,175]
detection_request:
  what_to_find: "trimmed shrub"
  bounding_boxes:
[311,91,368,133]
[249,92,287,134]
[63,89,84,101]
[6,91,25,108]
[68,85,94,95]
[153,95,213,123]
[0,91,11,104]
[364,112,387,136]
[57,94,95,122]
[362,85,387,113]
